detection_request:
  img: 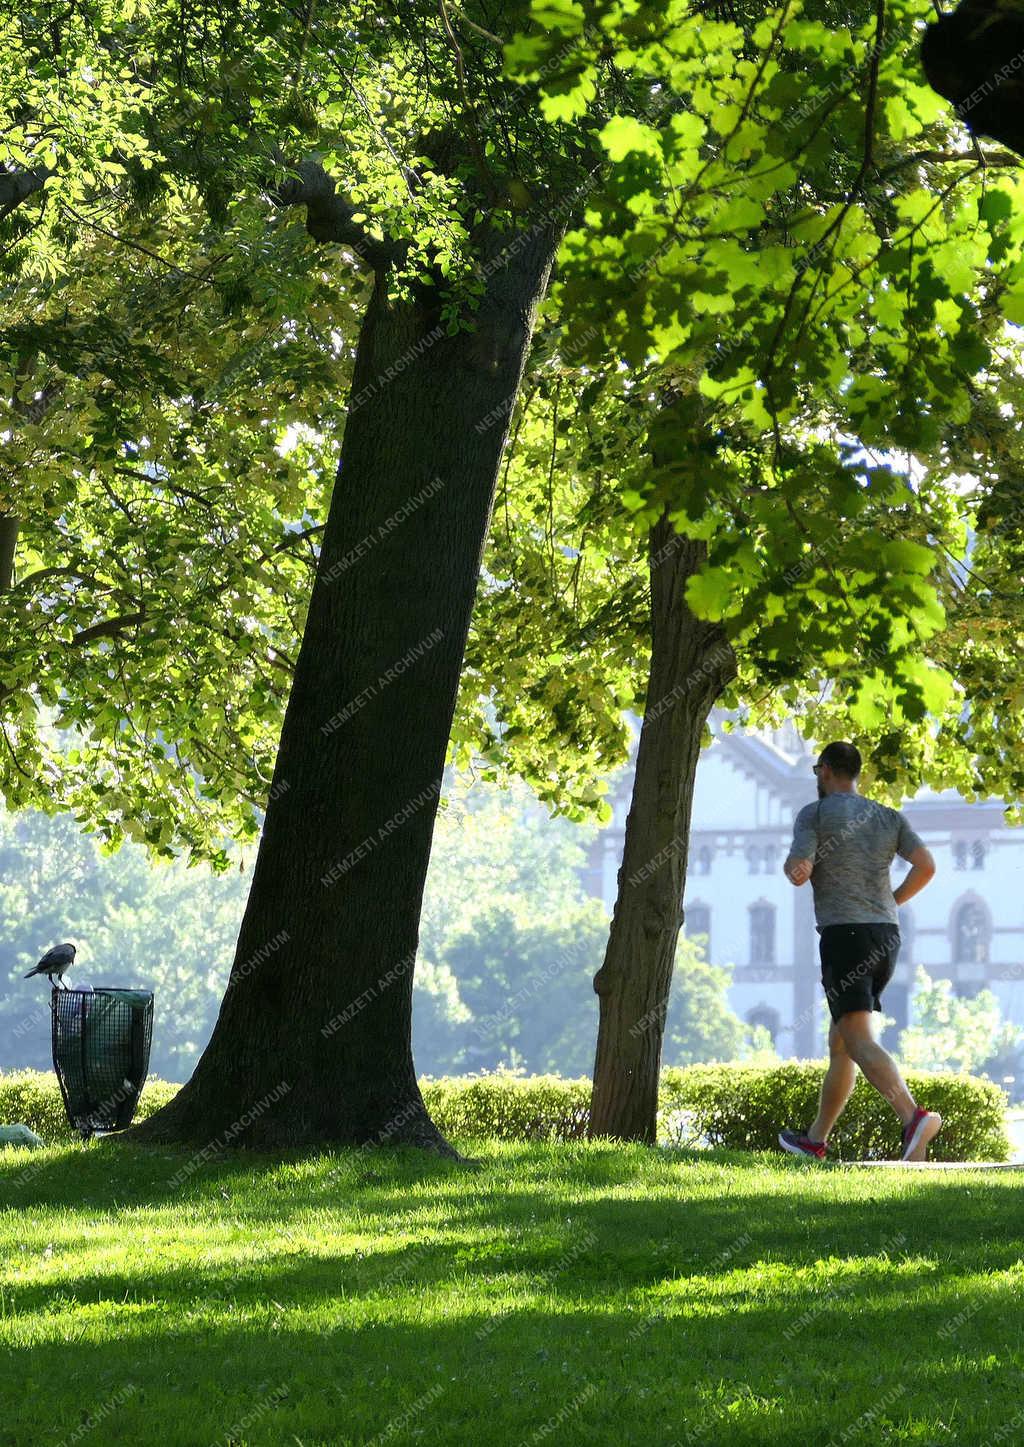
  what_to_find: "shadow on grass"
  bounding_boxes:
[2,1136,1020,1222]
[4,1143,1024,1444]
[2,1282,1023,1447]
[0,1137,770,1211]
[1,1225,1019,1319]
[4,1142,1024,1305]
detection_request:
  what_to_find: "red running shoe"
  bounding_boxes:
[778,1129,828,1160]
[901,1107,942,1161]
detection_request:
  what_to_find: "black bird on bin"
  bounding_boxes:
[24,942,76,989]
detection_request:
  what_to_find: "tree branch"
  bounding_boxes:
[0,720,31,778]
[12,565,99,592]
[59,202,200,278]
[112,467,219,510]
[0,166,50,221]
[876,148,1023,177]
[454,13,504,45]
[71,610,146,646]
[437,0,502,204]
[271,159,404,265]
[273,523,325,553]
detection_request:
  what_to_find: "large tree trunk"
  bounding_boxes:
[588,514,736,1143]
[133,225,562,1151]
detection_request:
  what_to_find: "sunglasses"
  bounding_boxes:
[812,764,825,775]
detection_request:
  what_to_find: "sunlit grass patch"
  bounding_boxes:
[1,1138,1022,1445]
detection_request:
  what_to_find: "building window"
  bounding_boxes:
[747,1005,780,1044]
[762,845,778,873]
[971,840,986,871]
[693,845,712,876]
[685,903,711,959]
[746,845,761,874]
[749,903,775,966]
[953,840,968,871]
[953,901,989,965]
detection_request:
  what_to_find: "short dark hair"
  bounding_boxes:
[818,741,861,778]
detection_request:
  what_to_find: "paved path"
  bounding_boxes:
[845,1160,1024,1170]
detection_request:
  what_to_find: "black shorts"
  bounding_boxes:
[819,923,900,1023]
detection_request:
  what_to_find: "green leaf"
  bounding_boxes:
[598,115,663,162]
[685,567,737,621]
[881,539,934,576]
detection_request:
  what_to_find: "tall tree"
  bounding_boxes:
[140,0,613,1147]
[472,0,1024,1139]
[136,220,566,1149]
[4,0,583,1148]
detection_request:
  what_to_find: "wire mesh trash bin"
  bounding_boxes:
[51,987,154,1139]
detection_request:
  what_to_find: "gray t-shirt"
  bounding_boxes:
[788,793,925,930]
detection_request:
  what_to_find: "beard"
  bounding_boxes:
[817,781,825,799]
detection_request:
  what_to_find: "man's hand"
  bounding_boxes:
[893,845,936,906]
[784,856,813,886]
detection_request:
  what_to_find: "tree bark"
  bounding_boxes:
[0,166,49,220]
[132,223,562,1152]
[588,513,736,1143]
[0,517,17,592]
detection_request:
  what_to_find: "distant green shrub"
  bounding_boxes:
[0,1069,179,1143]
[659,1062,1011,1162]
[421,1069,591,1142]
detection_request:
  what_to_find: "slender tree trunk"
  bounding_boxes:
[2,351,30,591]
[0,517,17,592]
[588,514,736,1143]
[133,224,562,1151]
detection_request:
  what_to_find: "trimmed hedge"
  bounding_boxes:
[421,1070,592,1142]
[1,1064,1011,1162]
[0,1069,179,1145]
[659,1063,1011,1163]
[423,1064,1011,1161]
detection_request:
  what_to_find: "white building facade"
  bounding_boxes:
[583,715,1024,1058]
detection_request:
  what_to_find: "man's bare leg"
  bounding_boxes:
[808,1021,858,1143]
[836,1010,916,1122]
[838,1011,942,1161]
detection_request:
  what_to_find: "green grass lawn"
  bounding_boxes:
[1,1139,1022,1447]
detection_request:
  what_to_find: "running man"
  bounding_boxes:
[777,741,941,1163]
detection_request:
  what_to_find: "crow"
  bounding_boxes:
[24,942,76,989]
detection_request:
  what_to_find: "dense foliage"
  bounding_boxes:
[4,0,1024,855]
[477,0,1024,815]
[899,965,1024,1093]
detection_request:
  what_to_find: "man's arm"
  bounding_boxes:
[784,804,817,887]
[893,844,936,906]
[784,855,814,886]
